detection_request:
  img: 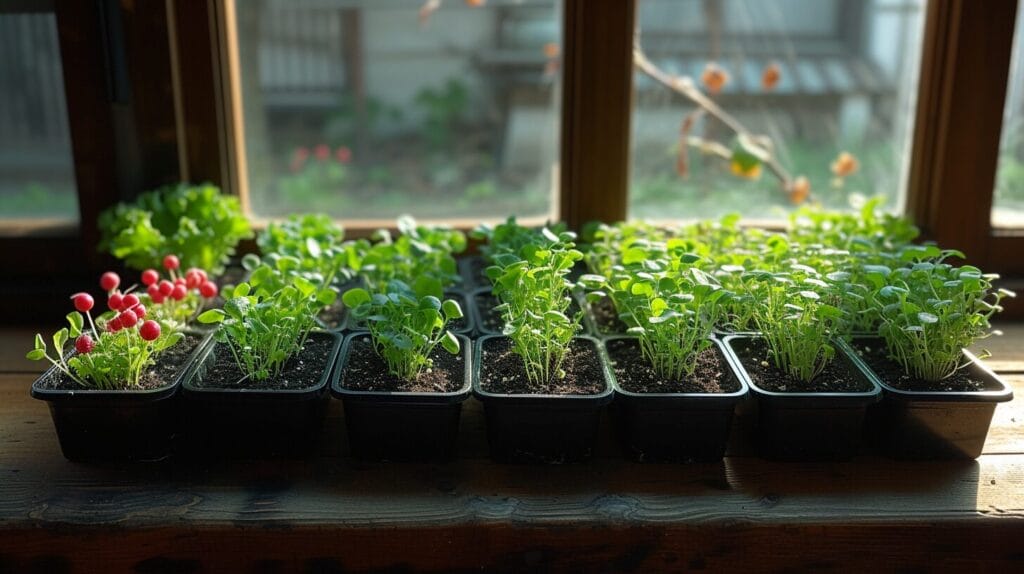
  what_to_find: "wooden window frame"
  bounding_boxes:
[5,0,1023,311]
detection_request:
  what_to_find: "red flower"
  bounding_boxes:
[290,147,309,173]
[314,144,330,161]
[335,146,352,164]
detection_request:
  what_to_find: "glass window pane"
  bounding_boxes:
[0,11,79,222]
[231,0,562,222]
[629,0,926,220]
[993,2,1024,228]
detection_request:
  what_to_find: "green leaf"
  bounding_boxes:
[198,309,225,324]
[53,328,68,354]
[66,312,84,336]
[342,288,371,308]
[26,349,45,361]
[34,333,45,352]
[305,236,322,258]
[316,289,337,306]
[918,312,939,324]
[441,331,460,354]
[241,253,261,271]
[442,299,463,320]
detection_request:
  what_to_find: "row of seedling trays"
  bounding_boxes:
[29,210,1013,463]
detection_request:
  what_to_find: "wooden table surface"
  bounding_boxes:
[1,325,1023,572]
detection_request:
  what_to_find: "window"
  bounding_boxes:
[994,1,1024,229]
[0,9,78,224]
[629,0,927,220]
[225,0,562,223]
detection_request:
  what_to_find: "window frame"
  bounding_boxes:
[5,1,1023,302]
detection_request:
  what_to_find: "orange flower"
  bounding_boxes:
[831,151,859,177]
[543,42,560,59]
[729,159,762,180]
[761,62,781,91]
[788,176,810,205]
[701,63,729,95]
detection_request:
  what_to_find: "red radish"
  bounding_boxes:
[174,277,187,287]
[171,284,187,301]
[139,320,161,341]
[108,293,124,311]
[197,269,208,282]
[159,280,173,296]
[122,293,140,311]
[151,291,166,304]
[71,292,94,313]
[134,304,147,318]
[118,309,138,328]
[147,284,161,299]
[199,280,218,298]
[163,254,180,271]
[185,269,202,289]
[100,272,120,292]
[75,334,94,354]
[141,269,159,286]
[107,316,122,332]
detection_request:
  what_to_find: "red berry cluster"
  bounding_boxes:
[140,254,218,305]
[69,254,216,355]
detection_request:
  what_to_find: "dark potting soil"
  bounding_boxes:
[588,296,629,335]
[606,338,739,394]
[731,338,872,393]
[851,340,989,393]
[475,291,583,334]
[346,292,469,333]
[37,333,203,391]
[340,335,465,393]
[193,335,334,391]
[318,298,347,330]
[479,337,605,395]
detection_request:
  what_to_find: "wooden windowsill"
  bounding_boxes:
[0,325,1022,570]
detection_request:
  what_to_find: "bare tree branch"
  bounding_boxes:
[633,44,793,188]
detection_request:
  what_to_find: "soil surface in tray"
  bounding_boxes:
[732,338,872,393]
[340,334,465,393]
[606,338,739,394]
[193,335,333,391]
[588,296,629,335]
[480,337,605,395]
[37,333,204,391]
[475,291,583,334]
[851,339,989,392]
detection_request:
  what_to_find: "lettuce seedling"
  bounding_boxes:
[343,280,463,381]
[738,263,848,382]
[487,227,583,385]
[98,183,252,274]
[198,257,336,382]
[873,251,1014,382]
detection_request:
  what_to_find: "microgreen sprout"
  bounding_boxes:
[873,250,1014,382]
[487,226,583,385]
[581,253,731,380]
[350,216,465,292]
[738,264,847,382]
[343,279,463,381]
[198,256,336,382]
